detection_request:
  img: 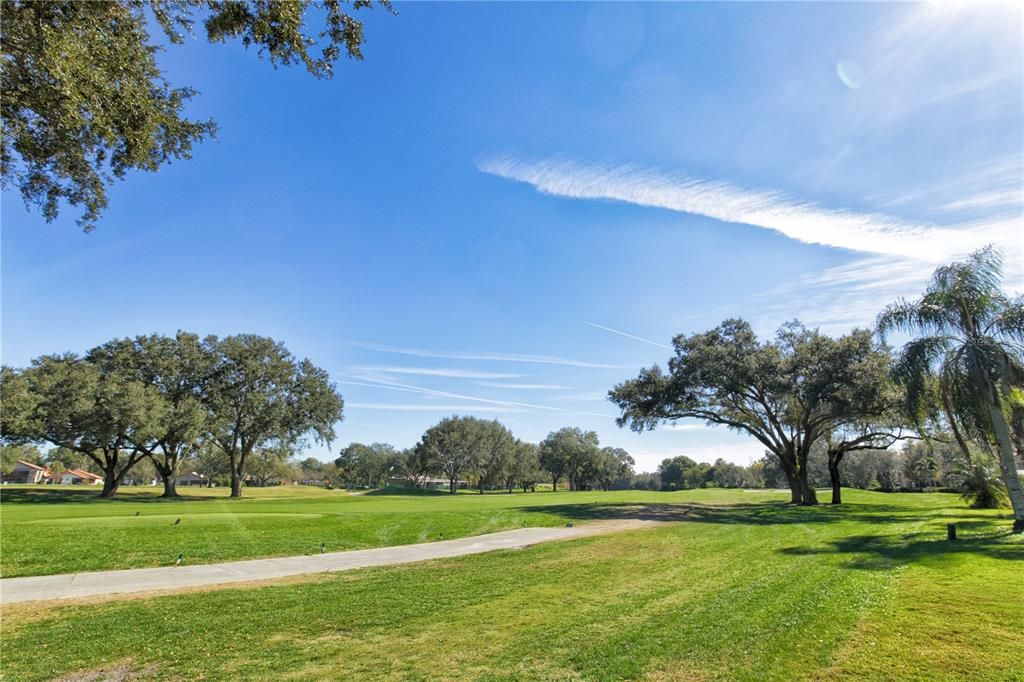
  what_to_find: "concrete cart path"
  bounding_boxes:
[0,520,654,605]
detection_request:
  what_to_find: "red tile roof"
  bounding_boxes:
[16,459,49,471]
[64,469,103,481]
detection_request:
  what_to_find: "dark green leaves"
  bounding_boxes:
[0,332,344,497]
[1,1,217,230]
[1,0,391,230]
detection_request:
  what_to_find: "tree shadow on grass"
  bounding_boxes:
[513,499,1021,568]
[363,487,450,497]
[0,487,214,505]
[514,501,955,526]
[778,531,1023,570]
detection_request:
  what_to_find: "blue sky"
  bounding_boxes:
[2,2,1021,471]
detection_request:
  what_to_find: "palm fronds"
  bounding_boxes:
[960,460,1009,509]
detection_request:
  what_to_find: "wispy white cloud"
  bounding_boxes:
[347,402,520,413]
[881,70,1013,121]
[481,152,1021,333]
[939,190,1022,215]
[584,321,672,349]
[478,154,990,261]
[659,423,707,432]
[754,217,1023,333]
[476,382,574,390]
[340,375,614,420]
[551,391,608,402]
[349,341,633,369]
[339,376,561,413]
[872,154,1022,221]
[350,365,522,380]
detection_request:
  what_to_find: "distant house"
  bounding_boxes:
[57,469,103,485]
[385,476,466,491]
[5,460,51,484]
[175,472,207,487]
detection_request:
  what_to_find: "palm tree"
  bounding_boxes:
[878,246,1024,533]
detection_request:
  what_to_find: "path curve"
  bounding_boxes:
[0,520,654,605]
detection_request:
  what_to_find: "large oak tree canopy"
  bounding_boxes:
[1,0,391,231]
[0,332,344,498]
[0,353,163,497]
[538,426,600,492]
[204,334,344,497]
[609,319,904,505]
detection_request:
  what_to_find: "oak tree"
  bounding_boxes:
[204,334,343,498]
[1,0,392,230]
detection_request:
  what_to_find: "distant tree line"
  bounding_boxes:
[622,437,991,499]
[329,419,636,494]
[1,332,343,498]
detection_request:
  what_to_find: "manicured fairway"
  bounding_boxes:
[1,484,739,577]
[1,489,1021,681]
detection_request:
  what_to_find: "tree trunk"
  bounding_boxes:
[162,475,178,498]
[797,466,818,506]
[773,448,802,504]
[100,466,120,498]
[784,468,801,504]
[985,396,1024,533]
[1011,406,1024,469]
[449,477,457,494]
[977,363,1024,532]
[229,450,248,498]
[155,461,179,498]
[552,476,559,491]
[229,455,243,497]
[828,452,843,505]
[943,391,973,465]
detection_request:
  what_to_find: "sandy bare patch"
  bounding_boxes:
[54,660,159,682]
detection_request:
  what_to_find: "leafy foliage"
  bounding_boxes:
[1,331,343,498]
[0,443,43,474]
[959,459,1010,510]
[610,319,903,505]
[87,333,212,496]
[0,353,163,496]
[204,333,344,497]
[1,0,391,230]
[538,427,601,491]
[417,416,491,494]
[879,246,1024,530]
[334,441,400,488]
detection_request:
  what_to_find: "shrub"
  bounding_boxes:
[960,462,1009,509]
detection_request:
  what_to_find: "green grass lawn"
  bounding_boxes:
[1,488,1021,681]
[1,484,739,577]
